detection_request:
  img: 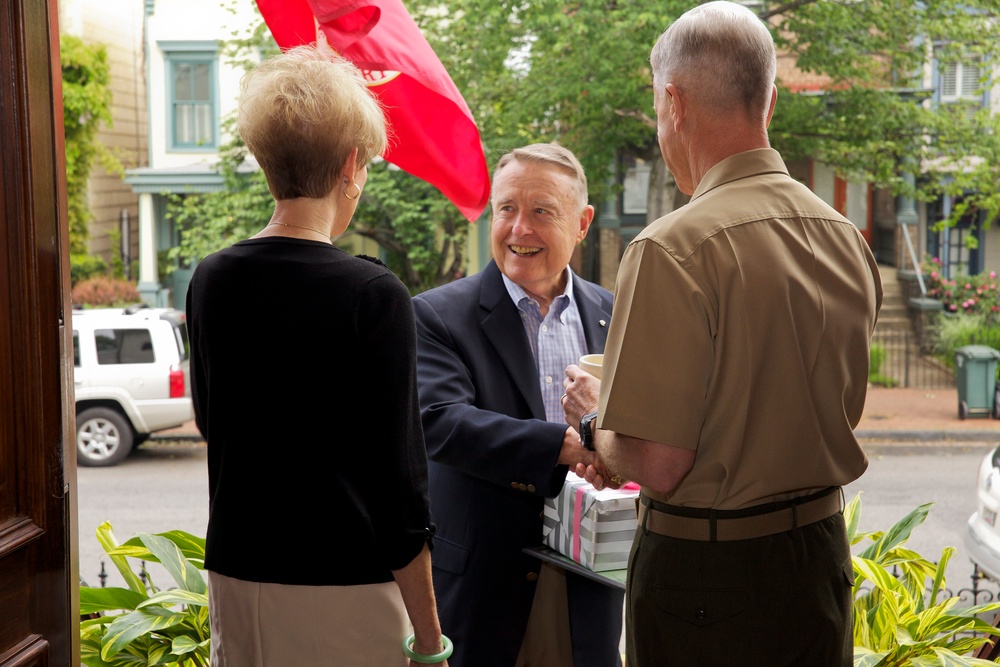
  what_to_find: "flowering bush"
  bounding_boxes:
[921,256,1000,322]
[71,276,141,308]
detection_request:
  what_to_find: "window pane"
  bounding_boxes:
[941,61,957,98]
[960,63,980,97]
[195,103,213,144]
[175,105,193,144]
[95,329,155,364]
[193,63,210,99]
[74,332,80,367]
[174,63,193,102]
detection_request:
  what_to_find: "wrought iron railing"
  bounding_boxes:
[871,329,956,389]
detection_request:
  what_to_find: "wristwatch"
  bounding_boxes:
[580,411,599,451]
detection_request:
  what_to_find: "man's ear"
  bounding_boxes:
[578,204,595,243]
[664,83,684,132]
[764,85,777,128]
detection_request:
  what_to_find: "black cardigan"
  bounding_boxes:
[186,237,433,585]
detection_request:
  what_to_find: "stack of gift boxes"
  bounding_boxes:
[543,472,641,572]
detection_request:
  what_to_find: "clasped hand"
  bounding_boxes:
[561,364,626,490]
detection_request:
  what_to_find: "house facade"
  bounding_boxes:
[123,0,258,309]
[59,0,147,273]
[83,2,996,302]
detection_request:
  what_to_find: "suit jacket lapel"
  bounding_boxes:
[479,262,547,420]
[574,278,612,354]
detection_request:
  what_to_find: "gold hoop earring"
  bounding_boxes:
[344,182,361,200]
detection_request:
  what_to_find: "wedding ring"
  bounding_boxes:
[610,475,624,485]
[560,393,568,403]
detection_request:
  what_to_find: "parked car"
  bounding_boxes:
[964,443,1000,581]
[72,305,193,467]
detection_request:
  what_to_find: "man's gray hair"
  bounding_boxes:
[492,143,589,211]
[650,1,776,122]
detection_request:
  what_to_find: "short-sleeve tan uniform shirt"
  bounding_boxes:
[599,148,883,510]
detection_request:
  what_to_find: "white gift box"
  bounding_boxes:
[543,473,640,572]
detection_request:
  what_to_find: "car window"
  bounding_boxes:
[172,323,190,361]
[95,328,155,365]
[73,331,80,367]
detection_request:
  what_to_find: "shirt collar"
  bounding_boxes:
[501,269,575,312]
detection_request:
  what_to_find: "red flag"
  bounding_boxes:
[255,0,490,222]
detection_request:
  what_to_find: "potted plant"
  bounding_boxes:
[79,521,209,666]
[849,494,1000,665]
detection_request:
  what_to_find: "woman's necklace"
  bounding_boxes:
[266,220,331,240]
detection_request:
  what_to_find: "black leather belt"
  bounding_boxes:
[638,486,843,542]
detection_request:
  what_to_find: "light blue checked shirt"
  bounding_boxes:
[502,270,589,424]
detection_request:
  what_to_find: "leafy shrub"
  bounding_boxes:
[72,276,141,308]
[928,313,1000,380]
[71,254,110,286]
[869,342,900,388]
[80,522,209,666]
[81,500,1000,666]
[849,493,1000,665]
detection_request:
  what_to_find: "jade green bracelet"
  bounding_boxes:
[402,634,453,664]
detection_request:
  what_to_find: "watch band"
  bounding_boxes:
[580,411,599,451]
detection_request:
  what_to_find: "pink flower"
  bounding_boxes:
[965,283,973,290]
[931,271,938,279]
[991,272,997,279]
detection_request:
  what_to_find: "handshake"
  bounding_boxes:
[561,354,627,489]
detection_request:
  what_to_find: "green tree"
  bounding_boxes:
[61,34,118,255]
[411,0,1000,230]
[166,1,470,294]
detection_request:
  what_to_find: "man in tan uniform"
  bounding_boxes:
[562,2,882,665]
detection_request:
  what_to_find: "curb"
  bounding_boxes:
[855,430,999,443]
[149,432,204,443]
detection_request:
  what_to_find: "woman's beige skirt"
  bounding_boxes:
[208,570,410,667]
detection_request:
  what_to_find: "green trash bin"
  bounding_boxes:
[954,345,1000,419]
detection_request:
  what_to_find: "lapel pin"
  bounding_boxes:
[599,319,607,327]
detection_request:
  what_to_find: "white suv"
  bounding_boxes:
[72,306,194,466]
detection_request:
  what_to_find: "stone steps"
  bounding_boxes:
[875,266,913,335]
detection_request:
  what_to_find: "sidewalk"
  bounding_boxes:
[154,386,1000,444]
[855,386,998,443]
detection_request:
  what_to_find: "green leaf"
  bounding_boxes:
[111,530,206,569]
[100,607,186,661]
[79,586,147,615]
[95,522,148,596]
[171,634,210,656]
[858,503,933,563]
[136,533,207,595]
[853,645,888,667]
[140,589,208,609]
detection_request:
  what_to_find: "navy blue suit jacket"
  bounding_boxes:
[413,260,622,667]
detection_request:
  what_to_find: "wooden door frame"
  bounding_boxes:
[0,0,77,664]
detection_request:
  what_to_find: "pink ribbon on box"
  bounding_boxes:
[572,480,640,562]
[573,484,587,563]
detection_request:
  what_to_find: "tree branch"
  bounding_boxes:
[613,108,656,129]
[759,0,820,20]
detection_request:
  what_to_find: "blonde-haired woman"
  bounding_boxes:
[186,45,450,666]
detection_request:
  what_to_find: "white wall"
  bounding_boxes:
[145,0,260,170]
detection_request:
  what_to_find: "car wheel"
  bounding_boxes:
[76,407,134,467]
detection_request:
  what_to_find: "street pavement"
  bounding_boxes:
[156,385,1000,447]
[855,385,999,447]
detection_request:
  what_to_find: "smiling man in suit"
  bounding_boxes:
[412,143,623,667]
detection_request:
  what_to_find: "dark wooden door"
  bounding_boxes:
[0,0,77,665]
